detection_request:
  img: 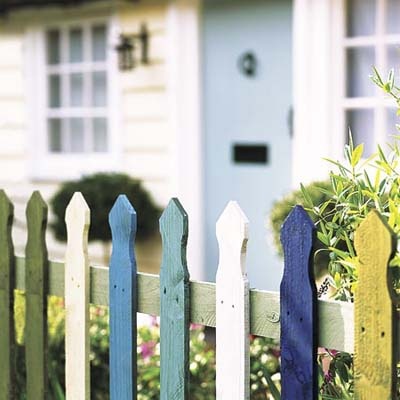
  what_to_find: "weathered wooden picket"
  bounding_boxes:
[0,189,398,399]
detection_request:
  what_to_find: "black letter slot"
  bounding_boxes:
[232,143,269,165]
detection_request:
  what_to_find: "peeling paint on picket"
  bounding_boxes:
[0,190,15,400]
[109,195,137,400]
[25,191,49,400]
[159,198,190,400]
[353,211,397,400]
[216,201,250,400]
[280,205,317,400]
[65,193,90,400]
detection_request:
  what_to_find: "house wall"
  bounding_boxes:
[0,0,174,273]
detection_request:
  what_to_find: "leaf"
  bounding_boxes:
[300,183,314,208]
[350,143,363,167]
[259,364,281,400]
[317,231,330,246]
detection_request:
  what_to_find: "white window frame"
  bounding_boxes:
[25,15,121,180]
[293,0,400,186]
[339,0,400,152]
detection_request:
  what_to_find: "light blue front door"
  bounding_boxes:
[203,0,293,290]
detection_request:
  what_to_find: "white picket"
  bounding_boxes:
[65,192,90,400]
[216,201,250,400]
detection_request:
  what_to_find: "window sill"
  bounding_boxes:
[30,152,120,181]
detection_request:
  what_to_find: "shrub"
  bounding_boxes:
[269,181,337,277]
[50,173,161,244]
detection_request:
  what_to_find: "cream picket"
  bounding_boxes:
[65,193,90,400]
[216,201,250,400]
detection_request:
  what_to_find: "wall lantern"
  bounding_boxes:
[116,23,149,71]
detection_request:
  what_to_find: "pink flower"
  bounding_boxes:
[140,341,156,360]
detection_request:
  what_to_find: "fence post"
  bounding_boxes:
[353,210,397,399]
[159,198,190,400]
[216,201,250,400]
[25,191,49,400]
[280,205,317,400]
[109,195,137,400]
[65,192,90,400]
[0,190,15,400]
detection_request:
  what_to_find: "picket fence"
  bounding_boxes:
[0,189,398,400]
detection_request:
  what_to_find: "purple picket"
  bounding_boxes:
[109,195,137,400]
[280,205,317,400]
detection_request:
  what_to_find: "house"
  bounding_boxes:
[0,0,398,290]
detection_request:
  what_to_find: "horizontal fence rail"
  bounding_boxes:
[13,256,355,353]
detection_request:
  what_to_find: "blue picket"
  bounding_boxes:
[280,205,317,400]
[109,195,137,400]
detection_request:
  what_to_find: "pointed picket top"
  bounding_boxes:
[0,189,13,226]
[281,205,314,245]
[159,198,190,400]
[159,197,189,279]
[353,210,397,399]
[65,192,90,400]
[216,201,249,276]
[109,195,137,245]
[65,192,90,237]
[26,191,48,235]
[280,205,317,400]
[109,195,137,400]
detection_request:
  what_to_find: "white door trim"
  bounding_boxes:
[166,0,204,280]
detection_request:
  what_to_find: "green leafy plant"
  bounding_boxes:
[51,173,161,244]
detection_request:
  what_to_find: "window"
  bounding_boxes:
[344,0,400,155]
[45,22,109,154]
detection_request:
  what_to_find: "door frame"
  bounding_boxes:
[166,0,332,280]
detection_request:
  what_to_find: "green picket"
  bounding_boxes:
[25,191,49,400]
[0,190,16,399]
[159,198,190,400]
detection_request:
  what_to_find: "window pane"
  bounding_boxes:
[387,0,400,34]
[92,71,107,107]
[48,74,61,108]
[47,30,60,65]
[93,118,108,152]
[346,109,374,156]
[92,25,107,61]
[346,47,375,97]
[69,118,85,152]
[48,118,62,152]
[387,46,400,82]
[70,73,84,107]
[346,0,375,37]
[69,28,83,63]
[386,108,400,138]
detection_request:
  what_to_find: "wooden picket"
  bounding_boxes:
[0,190,399,399]
[353,210,397,399]
[65,192,90,400]
[280,205,318,400]
[159,198,190,400]
[216,201,250,400]
[25,191,49,400]
[0,190,15,400]
[109,195,137,400]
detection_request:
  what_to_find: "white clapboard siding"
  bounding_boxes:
[216,201,250,400]
[65,193,90,400]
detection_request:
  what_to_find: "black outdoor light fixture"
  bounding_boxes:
[116,23,149,71]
